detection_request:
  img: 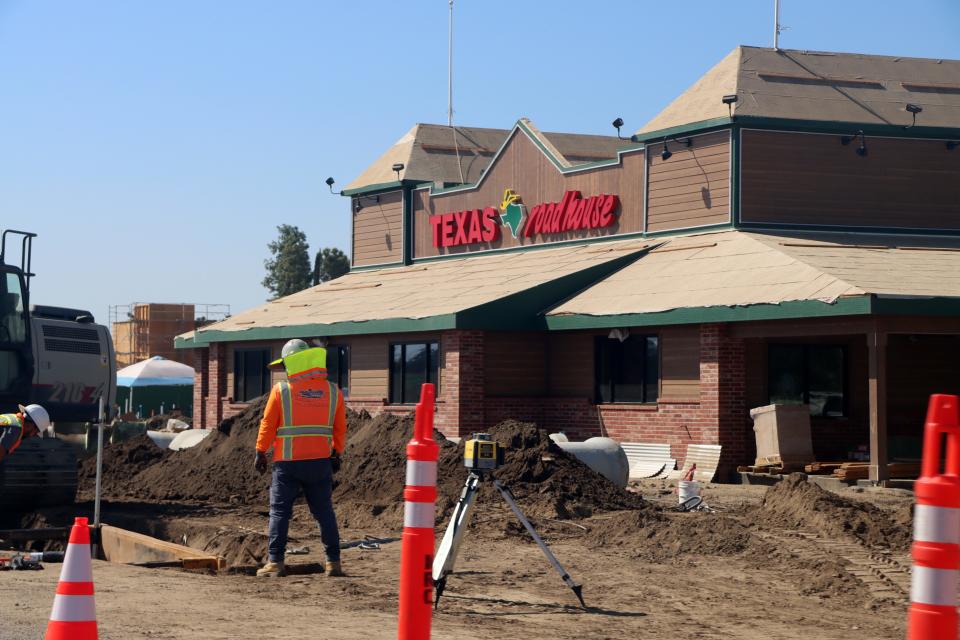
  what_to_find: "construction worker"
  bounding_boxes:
[0,404,50,462]
[254,339,346,578]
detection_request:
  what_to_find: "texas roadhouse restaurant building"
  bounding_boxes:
[179,47,960,481]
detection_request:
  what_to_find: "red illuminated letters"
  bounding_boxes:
[430,191,619,247]
[430,208,501,248]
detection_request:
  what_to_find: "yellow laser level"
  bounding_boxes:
[463,433,505,471]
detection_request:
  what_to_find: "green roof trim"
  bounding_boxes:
[174,245,655,347]
[544,294,960,331]
[341,179,429,197]
[545,296,874,330]
[177,314,460,348]
[632,117,734,143]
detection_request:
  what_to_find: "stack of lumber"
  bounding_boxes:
[830,462,921,481]
[736,462,806,475]
[804,461,921,480]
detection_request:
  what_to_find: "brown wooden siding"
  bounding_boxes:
[485,332,547,396]
[352,190,403,267]
[546,332,594,398]
[888,335,960,442]
[740,130,960,229]
[646,131,731,233]
[660,326,700,401]
[349,335,390,399]
[411,131,645,258]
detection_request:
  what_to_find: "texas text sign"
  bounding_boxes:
[430,190,620,248]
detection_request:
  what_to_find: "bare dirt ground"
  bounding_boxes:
[2,478,912,640]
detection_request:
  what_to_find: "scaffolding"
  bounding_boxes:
[109,302,230,368]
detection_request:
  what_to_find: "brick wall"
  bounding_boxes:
[434,330,485,437]
[483,323,750,478]
[205,342,227,429]
[192,348,209,428]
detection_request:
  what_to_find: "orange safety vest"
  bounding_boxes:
[271,378,341,462]
[0,413,25,455]
[258,346,345,462]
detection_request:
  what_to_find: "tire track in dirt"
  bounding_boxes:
[754,527,911,602]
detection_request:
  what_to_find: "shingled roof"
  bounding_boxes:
[637,45,960,135]
[345,121,623,192]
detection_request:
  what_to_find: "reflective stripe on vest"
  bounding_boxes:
[0,413,24,454]
[275,380,338,462]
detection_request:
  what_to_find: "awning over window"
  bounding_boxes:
[177,238,653,347]
[546,230,960,329]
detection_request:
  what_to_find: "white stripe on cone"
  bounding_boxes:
[403,501,435,529]
[49,594,97,622]
[914,504,960,544]
[405,460,437,487]
[911,566,959,607]
[59,543,93,583]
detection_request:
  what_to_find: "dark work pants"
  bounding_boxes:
[268,458,340,563]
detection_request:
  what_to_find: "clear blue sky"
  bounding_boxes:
[0,0,957,325]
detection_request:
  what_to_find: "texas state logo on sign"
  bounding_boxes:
[429,188,620,248]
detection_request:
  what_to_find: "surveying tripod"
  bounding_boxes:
[431,434,585,608]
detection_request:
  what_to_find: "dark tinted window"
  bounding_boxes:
[327,345,350,396]
[234,348,270,401]
[389,341,440,404]
[768,344,845,417]
[594,335,659,404]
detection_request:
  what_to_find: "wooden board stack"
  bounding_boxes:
[804,461,921,480]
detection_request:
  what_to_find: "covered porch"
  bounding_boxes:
[732,315,960,482]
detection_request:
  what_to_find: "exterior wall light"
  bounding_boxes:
[660,136,693,161]
[392,163,405,180]
[904,103,923,129]
[325,177,337,194]
[841,130,868,157]
[612,117,625,140]
[722,94,738,118]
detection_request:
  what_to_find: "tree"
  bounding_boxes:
[262,224,312,299]
[313,247,350,285]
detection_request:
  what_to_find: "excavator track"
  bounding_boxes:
[0,437,78,510]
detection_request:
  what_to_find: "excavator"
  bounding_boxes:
[0,230,116,510]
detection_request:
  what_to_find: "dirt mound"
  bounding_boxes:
[132,395,270,504]
[83,402,647,537]
[588,511,764,561]
[78,434,170,499]
[755,474,911,552]
[333,417,647,530]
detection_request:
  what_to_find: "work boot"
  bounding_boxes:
[256,561,287,577]
[325,560,344,577]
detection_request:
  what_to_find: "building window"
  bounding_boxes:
[768,344,846,417]
[389,341,440,404]
[233,348,270,402]
[594,335,659,404]
[327,345,350,396]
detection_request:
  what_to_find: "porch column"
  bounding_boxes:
[868,326,889,483]
[435,330,485,438]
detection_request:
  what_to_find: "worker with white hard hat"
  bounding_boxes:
[0,404,50,462]
[255,338,347,578]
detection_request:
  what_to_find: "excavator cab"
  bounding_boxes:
[0,230,35,410]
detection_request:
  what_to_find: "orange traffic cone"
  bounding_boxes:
[45,517,98,640]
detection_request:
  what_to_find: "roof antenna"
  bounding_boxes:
[448,0,465,183]
[773,0,782,51]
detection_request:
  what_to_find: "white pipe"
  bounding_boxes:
[774,0,780,50]
[447,0,453,126]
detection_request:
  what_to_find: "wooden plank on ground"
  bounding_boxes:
[99,524,224,570]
